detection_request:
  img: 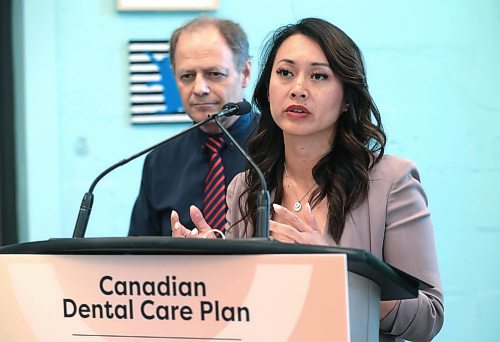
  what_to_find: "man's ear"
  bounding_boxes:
[241,60,251,88]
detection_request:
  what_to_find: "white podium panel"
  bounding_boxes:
[1,254,350,342]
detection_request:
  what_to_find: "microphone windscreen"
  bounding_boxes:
[236,100,252,115]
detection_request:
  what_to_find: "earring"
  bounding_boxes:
[342,103,349,112]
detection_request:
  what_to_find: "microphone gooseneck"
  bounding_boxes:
[72,101,252,238]
[211,114,270,239]
[72,116,212,238]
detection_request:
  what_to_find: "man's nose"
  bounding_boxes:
[193,75,209,96]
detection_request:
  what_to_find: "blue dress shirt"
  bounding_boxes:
[129,112,259,236]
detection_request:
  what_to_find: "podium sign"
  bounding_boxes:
[0,254,349,341]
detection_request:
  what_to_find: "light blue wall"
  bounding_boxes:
[13,0,500,340]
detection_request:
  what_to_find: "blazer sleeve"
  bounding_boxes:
[379,160,444,341]
[225,172,252,238]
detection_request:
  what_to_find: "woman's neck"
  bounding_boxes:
[282,133,332,180]
[280,133,331,231]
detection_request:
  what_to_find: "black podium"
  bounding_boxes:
[0,237,424,341]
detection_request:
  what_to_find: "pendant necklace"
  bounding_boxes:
[284,163,315,212]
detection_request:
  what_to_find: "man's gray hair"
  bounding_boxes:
[170,16,250,72]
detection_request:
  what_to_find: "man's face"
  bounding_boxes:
[173,25,251,133]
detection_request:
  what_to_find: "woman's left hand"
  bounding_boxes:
[270,203,328,245]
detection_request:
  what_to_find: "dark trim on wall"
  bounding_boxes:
[0,0,19,246]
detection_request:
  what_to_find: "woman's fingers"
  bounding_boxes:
[171,210,194,238]
[170,206,218,239]
[270,204,327,246]
[189,205,213,234]
[272,204,311,232]
[269,220,301,243]
[303,202,321,232]
[270,231,294,243]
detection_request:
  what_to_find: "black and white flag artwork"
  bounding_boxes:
[128,40,188,123]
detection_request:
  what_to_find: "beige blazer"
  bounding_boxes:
[226,155,444,341]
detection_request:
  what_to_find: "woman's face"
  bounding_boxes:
[268,34,345,142]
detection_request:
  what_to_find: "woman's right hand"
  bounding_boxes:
[171,205,215,238]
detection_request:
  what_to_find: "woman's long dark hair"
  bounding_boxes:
[240,18,386,243]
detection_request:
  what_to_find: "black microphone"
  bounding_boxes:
[211,114,270,239]
[218,100,252,117]
[72,101,252,238]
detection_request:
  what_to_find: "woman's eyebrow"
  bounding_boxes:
[276,58,329,68]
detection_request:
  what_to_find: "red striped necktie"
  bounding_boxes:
[203,136,227,234]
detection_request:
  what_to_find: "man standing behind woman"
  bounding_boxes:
[129,17,259,236]
[172,18,444,341]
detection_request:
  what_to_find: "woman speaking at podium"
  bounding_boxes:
[171,18,444,341]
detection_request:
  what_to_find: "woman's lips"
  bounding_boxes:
[285,104,310,117]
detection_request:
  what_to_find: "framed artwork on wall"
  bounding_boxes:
[128,40,189,124]
[117,0,219,11]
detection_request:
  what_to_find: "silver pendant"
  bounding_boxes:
[294,202,302,212]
